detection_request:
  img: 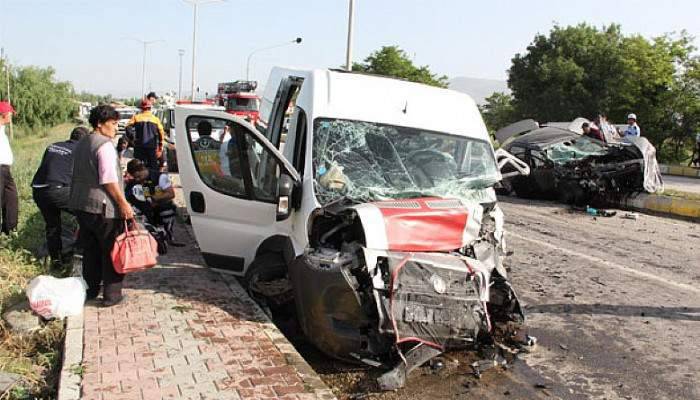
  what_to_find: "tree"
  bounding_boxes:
[76,91,113,105]
[479,92,516,135]
[0,62,75,128]
[352,46,449,88]
[507,24,699,159]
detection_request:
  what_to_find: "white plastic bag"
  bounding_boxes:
[26,275,88,319]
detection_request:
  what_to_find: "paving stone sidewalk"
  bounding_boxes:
[78,223,335,400]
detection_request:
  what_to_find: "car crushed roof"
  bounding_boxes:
[506,126,580,150]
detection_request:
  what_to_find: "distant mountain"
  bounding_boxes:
[448,77,509,105]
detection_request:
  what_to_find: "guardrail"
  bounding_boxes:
[659,164,700,178]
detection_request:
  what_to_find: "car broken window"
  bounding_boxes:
[312,118,500,205]
[546,136,608,164]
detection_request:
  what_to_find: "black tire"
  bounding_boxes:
[243,253,290,306]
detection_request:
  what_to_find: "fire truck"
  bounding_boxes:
[215,80,260,122]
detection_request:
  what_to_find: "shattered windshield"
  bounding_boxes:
[546,136,608,164]
[312,118,500,205]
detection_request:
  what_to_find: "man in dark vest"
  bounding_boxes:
[69,105,134,306]
[32,126,90,268]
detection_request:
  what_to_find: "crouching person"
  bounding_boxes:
[125,159,183,247]
[69,105,134,307]
[31,126,89,269]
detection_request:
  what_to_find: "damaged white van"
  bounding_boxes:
[175,68,530,390]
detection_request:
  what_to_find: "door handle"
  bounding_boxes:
[190,191,206,213]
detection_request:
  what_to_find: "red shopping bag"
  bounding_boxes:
[111,221,159,274]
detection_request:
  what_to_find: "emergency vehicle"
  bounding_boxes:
[215,80,260,122]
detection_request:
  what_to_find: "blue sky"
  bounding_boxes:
[1,0,699,97]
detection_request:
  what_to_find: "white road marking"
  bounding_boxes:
[509,232,700,295]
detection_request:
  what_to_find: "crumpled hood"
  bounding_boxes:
[352,197,484,252]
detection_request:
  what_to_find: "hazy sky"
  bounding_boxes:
[1,0,699,97]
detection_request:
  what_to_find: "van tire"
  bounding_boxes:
[243,253,291,306]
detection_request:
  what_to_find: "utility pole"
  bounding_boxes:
[345,0,355,71]
[123,38,164,97]
[184,0,224,100]
[246,38,302,81]
[1,47,12,139]
[178,49,185,100]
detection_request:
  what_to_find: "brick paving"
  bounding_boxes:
[79,222,335,400]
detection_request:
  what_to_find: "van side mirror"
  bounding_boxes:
[277,173,300,221]
[494,148,531,178]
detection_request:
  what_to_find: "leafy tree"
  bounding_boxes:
[507,24,699,160]
[479,92,516,135]
[352,46,449,88]
[76,91,113,105]
[0,61,75,128]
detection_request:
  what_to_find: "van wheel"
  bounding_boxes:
[243,253,292,307]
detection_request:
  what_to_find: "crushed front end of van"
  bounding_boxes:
[285,119,528,390]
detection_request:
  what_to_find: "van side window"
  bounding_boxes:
[186,116,281,203]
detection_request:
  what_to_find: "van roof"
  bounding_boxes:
[264,68,489,142]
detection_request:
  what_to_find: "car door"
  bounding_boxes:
[264,76,304,148]
[175,107,300,274]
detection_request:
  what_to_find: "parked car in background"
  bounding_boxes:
[498,121,663,205]
[115,107,138,134]
[175,67,531,390]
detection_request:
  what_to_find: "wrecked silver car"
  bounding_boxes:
[499,126,663,204]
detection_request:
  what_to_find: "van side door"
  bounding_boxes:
[174,107,299,274]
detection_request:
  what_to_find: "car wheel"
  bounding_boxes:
[243,253,292,307]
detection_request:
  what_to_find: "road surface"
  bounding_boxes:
[299,197,700,400]
[662,174,700,194]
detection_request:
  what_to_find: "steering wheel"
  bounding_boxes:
[406,149,457,186]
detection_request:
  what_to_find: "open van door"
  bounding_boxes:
[174,106,300,274]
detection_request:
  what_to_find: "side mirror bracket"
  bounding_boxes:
[277,173,301,221]
[495,148,531,178]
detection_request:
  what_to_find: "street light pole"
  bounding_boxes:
[246,38,302,81]
[178,49,185,100]
[123,38,164,97]
[345,0,355,71]
[184,0,224,101]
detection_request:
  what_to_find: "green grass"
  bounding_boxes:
[0,123,80,399]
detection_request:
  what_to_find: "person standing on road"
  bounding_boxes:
[623,113,641,139]
[0,101,18,235]
[145,92,158,107]
[31,126,89,268]
[126,99,165,171]
[69,105,134,307]
[582,122,604,142]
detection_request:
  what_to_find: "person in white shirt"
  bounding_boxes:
[623,113,641,139]
[0,101,18,234]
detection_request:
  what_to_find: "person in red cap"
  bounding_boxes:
[125,99,165,171]
[0,101,18,234]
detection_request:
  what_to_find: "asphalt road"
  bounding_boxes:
[662,174,700,194]
[499,196,700,400]
[306,197,700,400]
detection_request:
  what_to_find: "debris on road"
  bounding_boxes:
[621,212,640,220]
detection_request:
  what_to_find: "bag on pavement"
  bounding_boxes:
[26,275,88,319]
[111,220,159,274]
